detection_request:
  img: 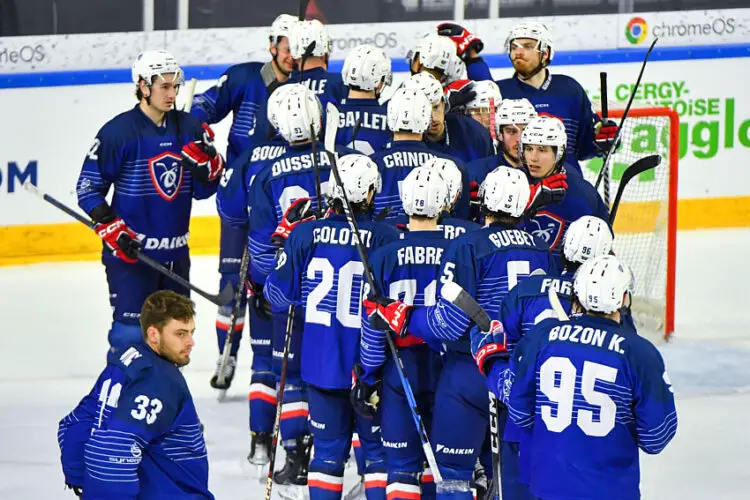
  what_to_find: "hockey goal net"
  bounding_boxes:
[582,107,679,341]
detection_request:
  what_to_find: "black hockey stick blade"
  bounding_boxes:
[24,182,234,307]
[609,154,661,224]
[441,281,491,331]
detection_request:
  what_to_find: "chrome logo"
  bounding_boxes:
[626,17,648,44]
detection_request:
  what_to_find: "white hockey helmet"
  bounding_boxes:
[563,216,614,265]
[342,44,393,92]
[479,166,530,218]
[444,52,468,85]
[387,87,432,134]
[424,157,462,206]
[520,116,567,163]
[275,84,323,143]
[465,80,503,111]
[573,255,631,314]
[407,33,455,76]
[267,84,296,131]
[131,50,184,86]
[270,14,297,42]
[327,154,382,203]
[495,98,538,128]
[400,166,450,218]
[290,19,331,59]
[505,22,554,64]
[403,72,444,106]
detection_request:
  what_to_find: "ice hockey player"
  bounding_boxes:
[357,166,453,500]
[496,21,620,174]
[288,19,347,108]
[436,22,493,81]
[446,80,502,138]
[506,254,677,500]
[335,44,392,155]
[472,215,613,500]
[266,154,398,499]
[75,50,223,350]
[407,32,457,85]
[370,85,470,220]
[519,116,609,267]
[364,167,556,499]
[405,72,495,163]
[57,291,213,499]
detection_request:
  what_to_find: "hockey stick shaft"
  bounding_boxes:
[600,72,608,121]
[216,244,251,386]
[324,103,442,482]
[548,287,570,321]
[595,38,658,191]
[609,154,661,224]
[183,78,198,112]
[488,392,502,497]
[24,182,234,306]
[264,304,296,500]
[309,127,324,216]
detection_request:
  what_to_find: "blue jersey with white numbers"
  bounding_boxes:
[58,343,212,499]
[497,71,599,173]
[265,214,400,389]
[190,61,275,165]
[76,106,218,262]
[508,315,677,500]
[360,230,453,384]
[370,140,471,220]
[408,224,556,353]
[335,97,391,154]
[426,113,495,163]
[216,140,287,228]
[522,168,610,268]
[289,66,348,109]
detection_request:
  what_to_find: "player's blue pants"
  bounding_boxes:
[272,304,308,450]
[104,253,190,349]
[381,344,442,500]
[307,386,386,500]
[430,351,489,499]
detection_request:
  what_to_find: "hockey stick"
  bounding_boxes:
[214,245,251,391]
[183,78,198,112]
[595,38,658,192]
[264,304,296,500]
[325,102,443,484]
[609,154,661,224]
[310,125,324,216]
[24,182,234,307]
[599,72,611,206]
[548,286,570,321]
[489,97,498,155]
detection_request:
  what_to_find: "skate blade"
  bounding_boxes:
[275,484,310,500]
[216,389,228,402]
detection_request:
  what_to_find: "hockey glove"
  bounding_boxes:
[445,80,476,113]
[525,171,568,215]
[595,119,621,154]
[65,483,83,497]
[469,181,481,204]
[473,320,510,376]
[350,363,381,418]
[247,281,273,321]
[437,22,484,62]
[95,217,141,264]
[271,197,316,245]
[363,296,414,338]
[181,123,225,183]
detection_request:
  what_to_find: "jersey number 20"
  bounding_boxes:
[306,258,364,328]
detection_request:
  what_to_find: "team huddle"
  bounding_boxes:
[57,12,677,500]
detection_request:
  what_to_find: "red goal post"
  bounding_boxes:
[583,107,679,340]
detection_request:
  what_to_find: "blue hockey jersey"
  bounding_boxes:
[522,168,610,268]
[335,97,391,155]
[58,343,212,499]
[426,113,495,163]
[466,152,515,186]
[370,140,471,220]
[216,140,287,228]
[289,66,347,109]
[190,61,275,165]
[407,224,556,353]
[389,213,480,241]
[265,214,400,389]
[508,314,677,500]
[76,106,219,262]
[497,71,599,174]
[360,230,454,384]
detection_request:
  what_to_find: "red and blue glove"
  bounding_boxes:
[271,197,316,245]
[474,320,509,375]
[595,119,620,154]
[362,296,414,338]
[437,22,484,62]
[526,171,568,214]
[95,217,140,264]
[181,123,225,183]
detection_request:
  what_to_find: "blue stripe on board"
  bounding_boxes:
[2,43,749,89]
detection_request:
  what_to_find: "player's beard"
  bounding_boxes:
[159,337,191,367]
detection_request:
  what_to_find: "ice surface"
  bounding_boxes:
[1,229,749,499]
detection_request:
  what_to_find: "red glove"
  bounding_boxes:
[181,123,225,183]
[526,171,568,214]
[95,217,140,264]
[271,197,315,244]
[470,181,480,203]
[474,320,509,375]
[595,119,620,154]
[437,22,484,62]
[362,296,414,338]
